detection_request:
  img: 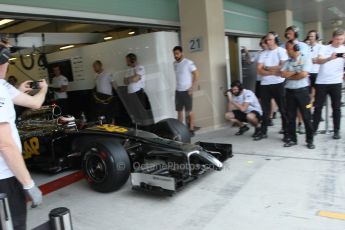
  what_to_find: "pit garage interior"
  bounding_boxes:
[0,0,345,230]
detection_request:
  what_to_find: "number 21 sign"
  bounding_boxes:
[189,37,202,52]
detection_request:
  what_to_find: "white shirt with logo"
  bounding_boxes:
[258,47,288,85]
[0,79,21,180]
[126,65,145,94]
[233,89,262,115]
[52,75,68,99]
[174,58,197,91]
[317,44,345,84]
[95,71,115,96]
[308,43,323,73]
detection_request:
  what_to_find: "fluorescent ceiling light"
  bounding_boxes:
[128,31,135,35]
[328,7,345,18]
[104,36,112,40]
[60,45,75,50]
[0,19,14,26]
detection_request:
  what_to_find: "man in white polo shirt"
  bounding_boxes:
[124,53,151,112]
[173,46,199,136]
[0,39,47,229]
[313,29,345,139]
[93,60,117,122]
[50,65,69,114]
[256,32,289,141]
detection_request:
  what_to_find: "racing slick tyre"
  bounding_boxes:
[82,139,130,193]
[151,118,191,143]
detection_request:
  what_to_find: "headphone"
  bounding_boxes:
[0,45,11,65]
[286,40,300,52]
[307,30,320,40]
[285,25,299,39]
[292,43,300,52]
[126,53,137,64]
[230,80,243,91]
[267,31,281,45]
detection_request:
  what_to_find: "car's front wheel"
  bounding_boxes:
[82,140,130,193]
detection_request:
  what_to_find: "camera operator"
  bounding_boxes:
[281,41,315,149]
[0,35,47,230]
[313,29,345,139]
[225,80,262,138]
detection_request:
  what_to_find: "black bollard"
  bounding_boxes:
[49,207,73,230]
[0,193,13,230]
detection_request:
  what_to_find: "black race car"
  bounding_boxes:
[18,106,232,195]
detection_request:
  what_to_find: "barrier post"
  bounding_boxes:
[49,207,73,230]
[0,193,14,230]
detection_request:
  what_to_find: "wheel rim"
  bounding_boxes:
[85,148,108,183]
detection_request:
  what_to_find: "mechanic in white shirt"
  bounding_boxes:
[50,65,69,114]
[0,38,47,229]
[285,25,310,57]
[306,30,323,102]
[313,29,345,139]
[225,80,262,138]
[124,53,152,111]
[173,46,199,135]
[254,37,268,99]
[256,32,289,141]
[93,60,117,123]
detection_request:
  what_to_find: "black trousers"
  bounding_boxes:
[134,89,152,111]
[55,98,69,115]
[313,83,342,132]
[260,82,288,135]
[286,87,314,143]
[0,177,27,230]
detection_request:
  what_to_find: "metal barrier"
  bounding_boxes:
[32,207,73,230]
[0,193,13,230]
[49,207,73,230]
[0,193,73,230]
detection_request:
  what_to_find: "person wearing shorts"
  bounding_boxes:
[173,46,199,135]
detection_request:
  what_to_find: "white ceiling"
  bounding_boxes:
[229,0,345,30]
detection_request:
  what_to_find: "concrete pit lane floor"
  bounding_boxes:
[28,109,345,230]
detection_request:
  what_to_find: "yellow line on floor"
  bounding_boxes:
[318,211,345,220]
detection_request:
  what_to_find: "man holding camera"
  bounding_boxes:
[0,35,47,230]
[281,41,315,149]
[225,80,262,138]
[313,29,345,139]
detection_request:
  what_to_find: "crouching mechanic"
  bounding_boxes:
[0,46,47,229]
[281,41,315,149]
[225,81,263,138]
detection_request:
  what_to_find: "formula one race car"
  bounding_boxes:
[18,106,232,195]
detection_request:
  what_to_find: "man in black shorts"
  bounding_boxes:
[173,46,199,135]
[225,81,263,138]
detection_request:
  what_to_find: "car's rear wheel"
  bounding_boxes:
[82,140,130,193]
[151,118,191,143]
